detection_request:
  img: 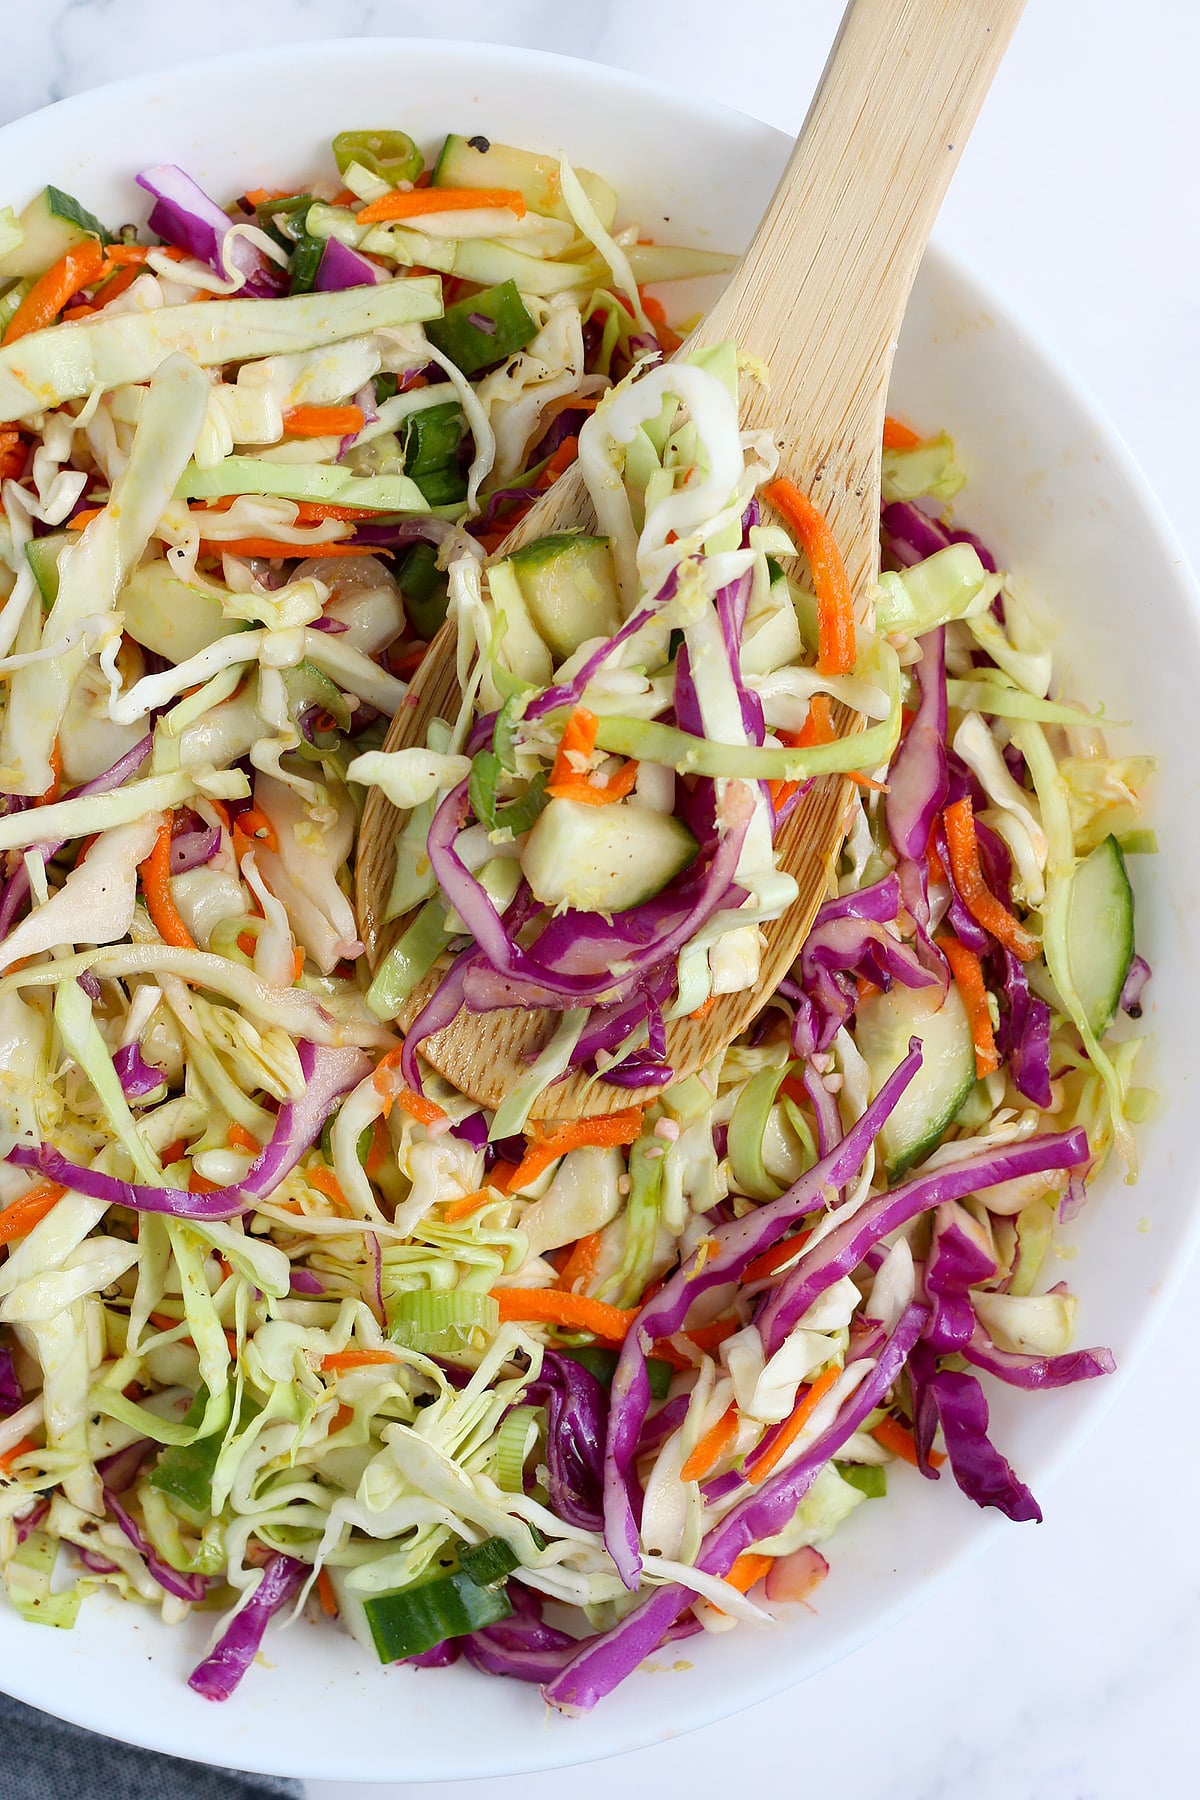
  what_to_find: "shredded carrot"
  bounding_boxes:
[688,994,718,1021]
[0,430,26,481]
[160,1139,188,1167]
[871,1414,945,1469]
[503,1107,645,1192]
[640,291,684,355]
[291,948,305,983]
[138,819,197,950]
[236,929,258,960]
[320,1349,399,1372]
[188,1171,220,1195]
[282,404,366,438]
[682,1314,741,1355]
[882,416,922,450]
[680,1404,739,1483]
[537,434,579,488]
[105,243,186,266]
[442,1188,495,1224]
[747,1363,842,1485]
[198,537,372,561]
[926,831,948,887]
[67,506,103,532]
[724,1552,773,1594]
[0,1182,66,1245]
[92,265,142,310]
[307,1166,350,1211]
[3,240,109,344]
[556,1230,604,1294]
[243,188,295,207]
[290,501,386,523]
[939,933,1000,1078]
[547,707,599,793]
[0,1438,37,1474]
[547,757,639,807]
[763,477,856,676]
[226,1122,259,1154]
[491,1288,637,1343]
[230,805,279,856]
[354,186,528,225]
[330,1403,354,1433]
[371,1057,448,1130]
[315,1566,339,1616]
[741,1228,814,1287]
[942,796,1040,961]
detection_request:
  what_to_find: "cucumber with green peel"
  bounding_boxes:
[1066,834,1135,1036]
[329,1558,513,1664]
[505,532,622,662]
[425,278,538,376]
[432,134,618,231]
[522,797,697,913]
[0,186,112,281]
[0,279,33,336]
[854,978,976,1177]
[25,533,70,607]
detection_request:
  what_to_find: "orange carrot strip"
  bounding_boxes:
[316,1567,339,1616]
[354,187,527,225]
[198,538,370,560]
[763,477,856,676]
[320,1350,399,1372]
[680,1404,739,1483]
[687,994,717,1021]
[442,1189,495,1224]
[556,1230,604,1294]
[282,404,366,438]
[67,506,103,532]
[942,796,1040,962]
[747,1364,842,1485]
[490,1288,637,1343]
[547,758,639,806]
[230,806,279,855]
[503,1107,645,1192]
[104,243,186,265]
[871,1414,946,1469]
[394,1086,448,1129]
[330,1403,355,1433]
[882,416,922,450]
[639,291,684,355]
[290,501,387,523]
[0,1182,66,1245]
[939,934,1000,1077]
[307,1166,349,1211]
[548,707,599,792]
[724,1552,773,1594]
[3,240,109,344]
[0,1437,37,1474]
[226,1122,260,1154]
[138,819,197,950]
[537,434,579,488]
[741,1228,814,1287]
[682,1315,740,1356]
[0,430,25,481]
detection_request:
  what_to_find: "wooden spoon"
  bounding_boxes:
[356,0,1024,1116]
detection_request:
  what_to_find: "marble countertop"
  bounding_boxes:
[5,2,1198,1795]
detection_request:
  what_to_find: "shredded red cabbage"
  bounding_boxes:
[187,1554,306,1701]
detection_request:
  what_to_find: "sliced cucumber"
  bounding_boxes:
[505,532,621,662]
[25,533,70,607]
[330,1561,513,1664]
[120,561,240,663]
[432,133,618,231]
[522,797,697,913]
[0,186,111,281]
[854,978,976,1177]
[1066,834,1134,1036]
[425,278,537,376]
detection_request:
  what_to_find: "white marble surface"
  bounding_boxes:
[5,2,1198,1795]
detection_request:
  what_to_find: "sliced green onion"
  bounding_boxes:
[333,130,423,187]
[493,1407,539,1492]
[387,1288,499,1355]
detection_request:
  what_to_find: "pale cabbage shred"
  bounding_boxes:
[0,141,1149,1685]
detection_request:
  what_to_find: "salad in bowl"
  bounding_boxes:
[0,115,1153,1717]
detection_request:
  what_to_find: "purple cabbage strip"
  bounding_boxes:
[961,1325,1115,1389]
[97,1440,153,1495]
[885,626,948,861]
[800,1062,841,1158]
[288,1268,325,1296]
[104,1488,208,1602]
[923,1201,998,1352]
[136,165,282,295]
[113,1042,166,1102]
[15,1498,49,1544]
[931,817,992,955]
[546,1303,927,1712]
[921,1368,1042,1522]
[790,913,939,1059]
[523,1351,609,1531]
[758,1126,1090,1357]
[76,971,102,1003]
[170,825,222,874]
[995,947,1052,1108]
[404,1641,460,1669]
[881,501,952,566]
[1120,954,1151,1017]
[78,1547,122,1576]
[449,1111,490,1151]
[0,1345,22,1417]
[188,1554,307,1701]
[461,1585,580,1684]
[315,236,383,292]
[6,1041,370,1221]
[602,1042,925,1587]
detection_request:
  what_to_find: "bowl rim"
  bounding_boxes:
[0,32,1197,1783]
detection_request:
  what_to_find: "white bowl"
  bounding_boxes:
[0,37,1196,1785]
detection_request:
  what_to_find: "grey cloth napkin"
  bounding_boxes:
[0,1693,302,1798]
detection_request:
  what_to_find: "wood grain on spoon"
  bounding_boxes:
[357,0,1024,1117]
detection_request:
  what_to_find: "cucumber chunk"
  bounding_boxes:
[25,533,69,607]
[505,532,621,662]
[1066,834,1135,1036]
[433,134,618,231]
[855,978,976,1176]
[333,1562,513,1664]
[425,278,537,376]
[522,797,697,913]
[0,186,111,281]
